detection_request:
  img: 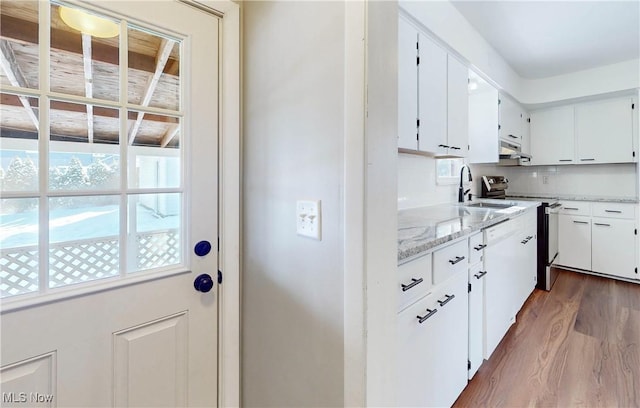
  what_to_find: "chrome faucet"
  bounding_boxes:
[458,164,473,203]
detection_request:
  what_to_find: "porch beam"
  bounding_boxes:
[0,39,39,130]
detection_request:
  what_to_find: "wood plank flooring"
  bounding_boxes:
[453,269,640,408]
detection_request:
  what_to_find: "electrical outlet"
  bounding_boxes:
[296,200,321,240]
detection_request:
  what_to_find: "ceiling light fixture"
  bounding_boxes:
[59,6,119,38]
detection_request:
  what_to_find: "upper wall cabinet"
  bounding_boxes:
[397,16,467,158]
[530,106,575,165]
[398,17,419,150]
[575,98,635,164]
[468,72,499,164]
[530,96,636,166]
[447,55,469,157]
[499,95,524,145]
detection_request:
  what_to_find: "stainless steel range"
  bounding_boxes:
[480,176,560,291]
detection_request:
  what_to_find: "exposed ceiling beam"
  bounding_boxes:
[1,14,179,75]
[81,33,94,143]
[1,93,178,124]
[128,38,175,145]
[160,123,180,147]
[0,39,39,130]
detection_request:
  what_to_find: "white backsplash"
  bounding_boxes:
[471,163,638,199]
[398,153,460,209]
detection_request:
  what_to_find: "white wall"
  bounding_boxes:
[243,2,345,406]
[472,163,638,200]
[398,153,460,209]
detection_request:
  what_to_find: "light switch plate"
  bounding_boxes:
[296,200,321,240]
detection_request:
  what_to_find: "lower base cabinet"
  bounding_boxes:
[592,217,637,279]
[397,271,469,407]
[468,263,485,379]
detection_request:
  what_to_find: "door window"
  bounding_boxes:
[1,1,186,299]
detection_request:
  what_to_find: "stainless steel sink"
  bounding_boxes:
[464,202,514,209]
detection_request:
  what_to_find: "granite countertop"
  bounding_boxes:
[506,193,639,204]
[398,199,540,264]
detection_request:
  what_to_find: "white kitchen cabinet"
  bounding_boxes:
[514,212,537,313]
[397,271,468,408]
[468,79,499,164]
[433,238,467,285]
[499,94,523,145]
[530,106,575,165]
[558,214,592,271]
[483,220,518,360]
[397,17,419,150]
[575,97,635,164]
[521,113,531,155]
[468,235,486,380]
[398,253,432,312]
[446,54,469,157]
[417,33,448,155]
[592,218,637,279]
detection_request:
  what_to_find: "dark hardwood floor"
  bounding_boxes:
[453,269,640,408]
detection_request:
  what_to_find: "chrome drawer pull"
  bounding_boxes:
[437,294,455,307]
[473,244,487,251]
[564,207,579,210]
[573,220,589,224]
[594,223,611,227]
[605,210,622,213]
[474,271,488,279]
[448,256,465,265]
[417,308,437,324]
[401,278,424,292]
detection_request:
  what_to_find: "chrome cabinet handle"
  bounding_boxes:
[437,294,455,307]
[559,159,573,162]
[448,256,465,265]
[564,207,579,210]
[605,210,622,213]
[580,158,595,161]
[417,308,437,324]
[573,220,589,224]
[594,223,611,227]
[401,278,423,292]
[508,134,518,139]
[474,271,488,279]
[473,244,487,251]
[438,144,450,148]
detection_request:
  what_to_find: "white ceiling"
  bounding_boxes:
[450,1,640,79]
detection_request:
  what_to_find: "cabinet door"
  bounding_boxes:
[397,272,468,407]
[575,98,635,164]
[530,106,575,165]
[398,17,419,150]
[468,263,486,379]
[592,218,637,279]
[417,34,447,154]
[521,112,531,155]
[468,82,499,163]
[499,95,522,144]
[447,54,469,157]
[558,214,591,270]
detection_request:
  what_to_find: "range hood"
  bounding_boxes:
[498,140,531,166]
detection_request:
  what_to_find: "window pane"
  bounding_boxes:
[127,26,180,111]
[128,111,180,188]
[50,3,119,102]
[1,93,39,193]
[129,193,181,273]
[0,1,39,90]
[49,195,119,288]
[49,100,120,191]
[0,198,39,298]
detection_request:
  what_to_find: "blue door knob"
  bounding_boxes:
[194,273,214,293]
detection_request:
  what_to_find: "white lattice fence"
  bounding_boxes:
[137,230,180,271]
[1,246,39,297]
[49,236,120,287]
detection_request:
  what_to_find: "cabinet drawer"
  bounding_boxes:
[559,201,591,216]
[591,202,636,220]
[468,232,485,265]
[398,253,433,312]
[433,239,467,285]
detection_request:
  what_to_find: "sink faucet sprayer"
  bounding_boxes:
[458,164,473,203]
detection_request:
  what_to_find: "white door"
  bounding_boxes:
[1,2,222,406]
